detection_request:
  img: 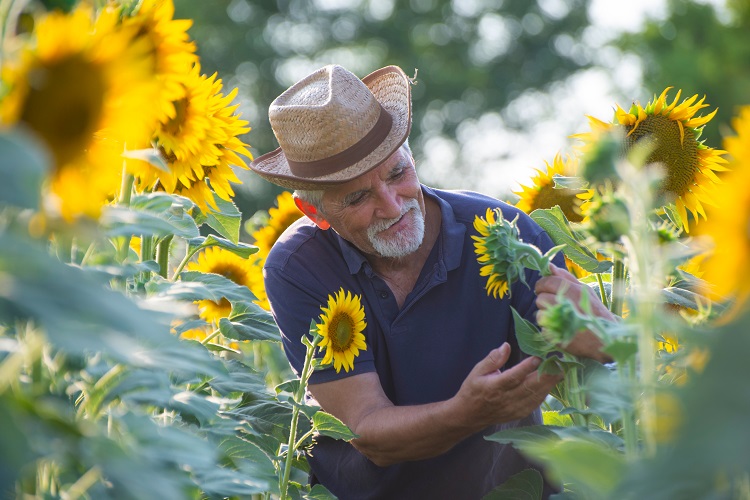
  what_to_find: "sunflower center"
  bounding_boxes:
[329,313,355,351]
[163,96,190,136]
[532,185,585,223]
[211,263,246,286]
[625,114,700,197]
[21,54,106,169]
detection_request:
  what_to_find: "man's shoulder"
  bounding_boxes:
[265,217,325,269]
[429,187,528,223]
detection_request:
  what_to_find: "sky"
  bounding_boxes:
[417,0,728,199]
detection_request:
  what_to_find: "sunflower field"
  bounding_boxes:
[1,1,750,499]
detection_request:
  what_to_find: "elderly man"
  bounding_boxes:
[249,64,611,499]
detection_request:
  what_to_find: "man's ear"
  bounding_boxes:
[293,195,330,230]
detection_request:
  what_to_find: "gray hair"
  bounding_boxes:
[294,139,412,213]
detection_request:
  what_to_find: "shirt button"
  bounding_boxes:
[379,291,388,299]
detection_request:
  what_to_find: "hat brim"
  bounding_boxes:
[249,66,412,191]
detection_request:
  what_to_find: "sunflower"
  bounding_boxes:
[701,105,750,306]
[514,153,585,223]
[122,0,198,123]
[247,191,304,310]
[131,64,251,212]
[251,191,303,258]
[185,246,254,323]
[0,5,158,219]
[316,288,367,373]
[573,88,728,233]
[472,208,511,299]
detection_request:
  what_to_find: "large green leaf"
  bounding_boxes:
[101,205,200,239]
[530,207,612,273]
[511,307,553,358]
[147,271,257,305]
[312,411,358,441]
[206,196,242,243]
[487,426,625,499]
[482,468,543,500]
[219,302,280,342]
[192,466,271,496]
[0,130,50,210]
[187,234,259,259]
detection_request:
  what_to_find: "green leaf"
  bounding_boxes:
[530,207,612,273]
[121,147,169,172]
[101,205,200,239]
[482,468,544,500]
[661,286,706,311]
[168,391,220,426]
[148,271,257,305]
[209,361,270,398]
[192,466,270,496]
[229,400,293,434]
[0,129,50,209]
[219,302,280,342]
[532,440,624,498]
[511,307,554,358]
[312,411,358,441]
[187,234,259,259]
[602,340,638,365]
[275,379,300,395]
[206,197,242,243]
[552,174,588,190]
[542,410,574,427]
[305,484,339,500]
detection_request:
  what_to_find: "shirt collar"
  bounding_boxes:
[335,185,465,275]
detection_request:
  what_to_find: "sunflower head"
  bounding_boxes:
[701,105,750,306]
[574,88,729,233]
[472,207,559,299]
[514,153,585,223]
[0,5,159,220]
[316,288,367,373]
[131,65,251,212]
[186,246,253,324]
[122,0,198,123]
[251,191,303,258]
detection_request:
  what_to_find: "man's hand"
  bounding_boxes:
[534,263,615,363]
[452,343,562,430]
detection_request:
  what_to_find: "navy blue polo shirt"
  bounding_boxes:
[264,186,564,499]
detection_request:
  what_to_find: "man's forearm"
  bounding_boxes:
[347,396,480,467]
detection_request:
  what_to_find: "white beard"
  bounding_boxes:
[367,198,425,258]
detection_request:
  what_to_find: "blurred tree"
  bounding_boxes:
[174,0,595,211]
[614,0,750,148]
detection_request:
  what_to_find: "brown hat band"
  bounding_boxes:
[287,104,394,179]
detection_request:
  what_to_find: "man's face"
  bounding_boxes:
[321,147,426,259]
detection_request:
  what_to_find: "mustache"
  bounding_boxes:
[367,199,421,235]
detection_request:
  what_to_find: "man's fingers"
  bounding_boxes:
[472,343,512,376]
[495,355,542,390]
[549,263,580,284]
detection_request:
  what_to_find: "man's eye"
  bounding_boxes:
[347,194,366,206]
[389,169,405,181]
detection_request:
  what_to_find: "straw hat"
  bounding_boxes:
[249,64,412,190]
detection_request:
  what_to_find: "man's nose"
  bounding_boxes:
[373,186,402,219]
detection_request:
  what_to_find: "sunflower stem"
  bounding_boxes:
[280,334,320,500]
[171,244,203,280]
[200,328,221,346]
[156,235,173,278]
[595,273,609,309]
[117,172,136,262]
[610,253,626,317]
[619,358,639,458]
